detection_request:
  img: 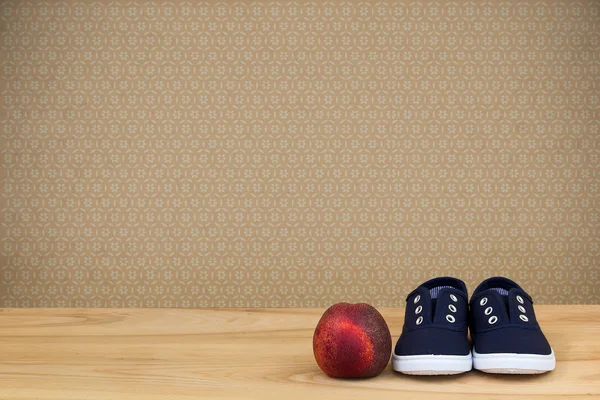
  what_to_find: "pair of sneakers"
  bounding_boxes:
[392,277,556,375]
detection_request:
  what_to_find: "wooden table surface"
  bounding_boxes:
[0,306,598,399]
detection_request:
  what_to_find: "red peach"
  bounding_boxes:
[313,302,392,378]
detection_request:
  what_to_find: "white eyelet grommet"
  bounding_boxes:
[416,316,423,325]
[415,305,423,314]
[446,315,455,323]
[414,295,421,304]
[518,305,526,313]
[516,295,524,304]
[480,297,488,306]
[520,314,529,322]
[488,316,498,325]
[450,294,458,302]
[484,306,493,316]
[448,304,457,313]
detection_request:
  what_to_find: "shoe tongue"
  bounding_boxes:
[474,277,522,296]
[490,287,510,296]
[428,285,458,316]
[487,287,510,309]
[420,277,467,296]
[429,285,455,299]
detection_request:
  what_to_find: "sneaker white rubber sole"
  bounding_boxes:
[472,349,556,374]
[392,352,472,375]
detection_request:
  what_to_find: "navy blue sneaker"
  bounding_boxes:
[470,277,555,374]
[392,277,472,375]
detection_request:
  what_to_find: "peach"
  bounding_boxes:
[313,302,392,378]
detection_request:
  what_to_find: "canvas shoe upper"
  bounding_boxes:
[392,277,472,375]
[470,277,555,374]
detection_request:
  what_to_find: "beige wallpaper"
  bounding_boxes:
[0,0,599,307]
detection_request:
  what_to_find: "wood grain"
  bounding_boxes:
[0,306,598,399]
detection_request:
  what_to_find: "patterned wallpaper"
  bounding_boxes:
[0,1,598,307]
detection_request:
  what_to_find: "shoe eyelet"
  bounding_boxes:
[450,294,458,302]
[488,315,498,325]
[448,304,457,313]
[415,305,423,314]
[480,297,488,306]
[416,316,423,325]
[414,295,421,304]
[446,315,455,323]
[520,314,529,322]
[518,305,526,313]
[516,295,524,304]
[484,306,493,316]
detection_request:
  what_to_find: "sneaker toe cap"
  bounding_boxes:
[473,326,552,355]
[395,327,470,357]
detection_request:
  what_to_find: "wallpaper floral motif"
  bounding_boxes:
[0,1,598,307]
